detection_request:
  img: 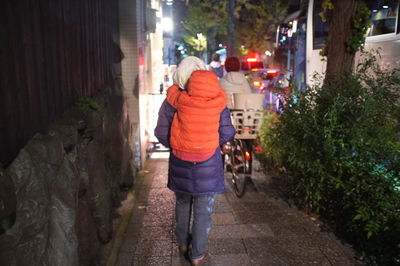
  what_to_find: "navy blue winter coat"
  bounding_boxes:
[155,100,235,195]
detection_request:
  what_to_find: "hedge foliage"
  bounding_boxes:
[260,54,400,265]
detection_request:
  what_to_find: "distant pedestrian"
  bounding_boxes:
[219,56,252,109]
[155,56,235,265]
[208,53,225,78]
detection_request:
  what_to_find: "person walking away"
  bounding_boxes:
[219,56,252,109]
[209,53,225,78]
[155,56,235,265]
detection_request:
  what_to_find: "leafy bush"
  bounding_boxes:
[261,54,400,265]
[258,111,282,169]
[75,97,100,111]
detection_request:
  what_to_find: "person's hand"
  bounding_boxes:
[221,141,232,154]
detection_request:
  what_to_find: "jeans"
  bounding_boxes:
[175,192,216,260]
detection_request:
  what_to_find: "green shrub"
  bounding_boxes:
[261,53,400,265]
[259,111,282,169]
[75,97,100,111]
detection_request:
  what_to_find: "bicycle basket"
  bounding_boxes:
[231,110,263,139]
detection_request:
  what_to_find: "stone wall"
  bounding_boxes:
[0,78,136,265]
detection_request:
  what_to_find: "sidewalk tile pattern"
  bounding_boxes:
[116,158,361,266]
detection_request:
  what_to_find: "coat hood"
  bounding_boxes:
[219,72,252,95]
[187,70,224,99]
[219,71,252,108]
[168,70,226,109]
[221,72,249,86]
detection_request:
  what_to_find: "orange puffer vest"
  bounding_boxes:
[166,70,227,153]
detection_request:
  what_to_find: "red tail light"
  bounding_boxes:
[266,70,278,77]
[245,151,251,161]
[253,81,261,87]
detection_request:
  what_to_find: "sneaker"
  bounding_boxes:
[191,251,210,265]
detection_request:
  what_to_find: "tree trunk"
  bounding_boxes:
[207,27,217,63]
[325,0,360,81]
[227,0,236,56]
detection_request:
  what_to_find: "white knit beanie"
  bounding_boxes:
[172,56,207,89]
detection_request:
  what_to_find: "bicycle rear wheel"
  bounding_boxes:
[230,140,250,197]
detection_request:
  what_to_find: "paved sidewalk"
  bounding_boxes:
[114,157,361,265]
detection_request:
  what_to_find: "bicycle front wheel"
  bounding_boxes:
[230,140,250,197]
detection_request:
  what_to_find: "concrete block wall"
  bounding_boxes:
[118,0,142,168]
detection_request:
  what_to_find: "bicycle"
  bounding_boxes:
[225,94,264,197]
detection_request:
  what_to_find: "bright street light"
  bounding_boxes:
[161,17,173,32]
